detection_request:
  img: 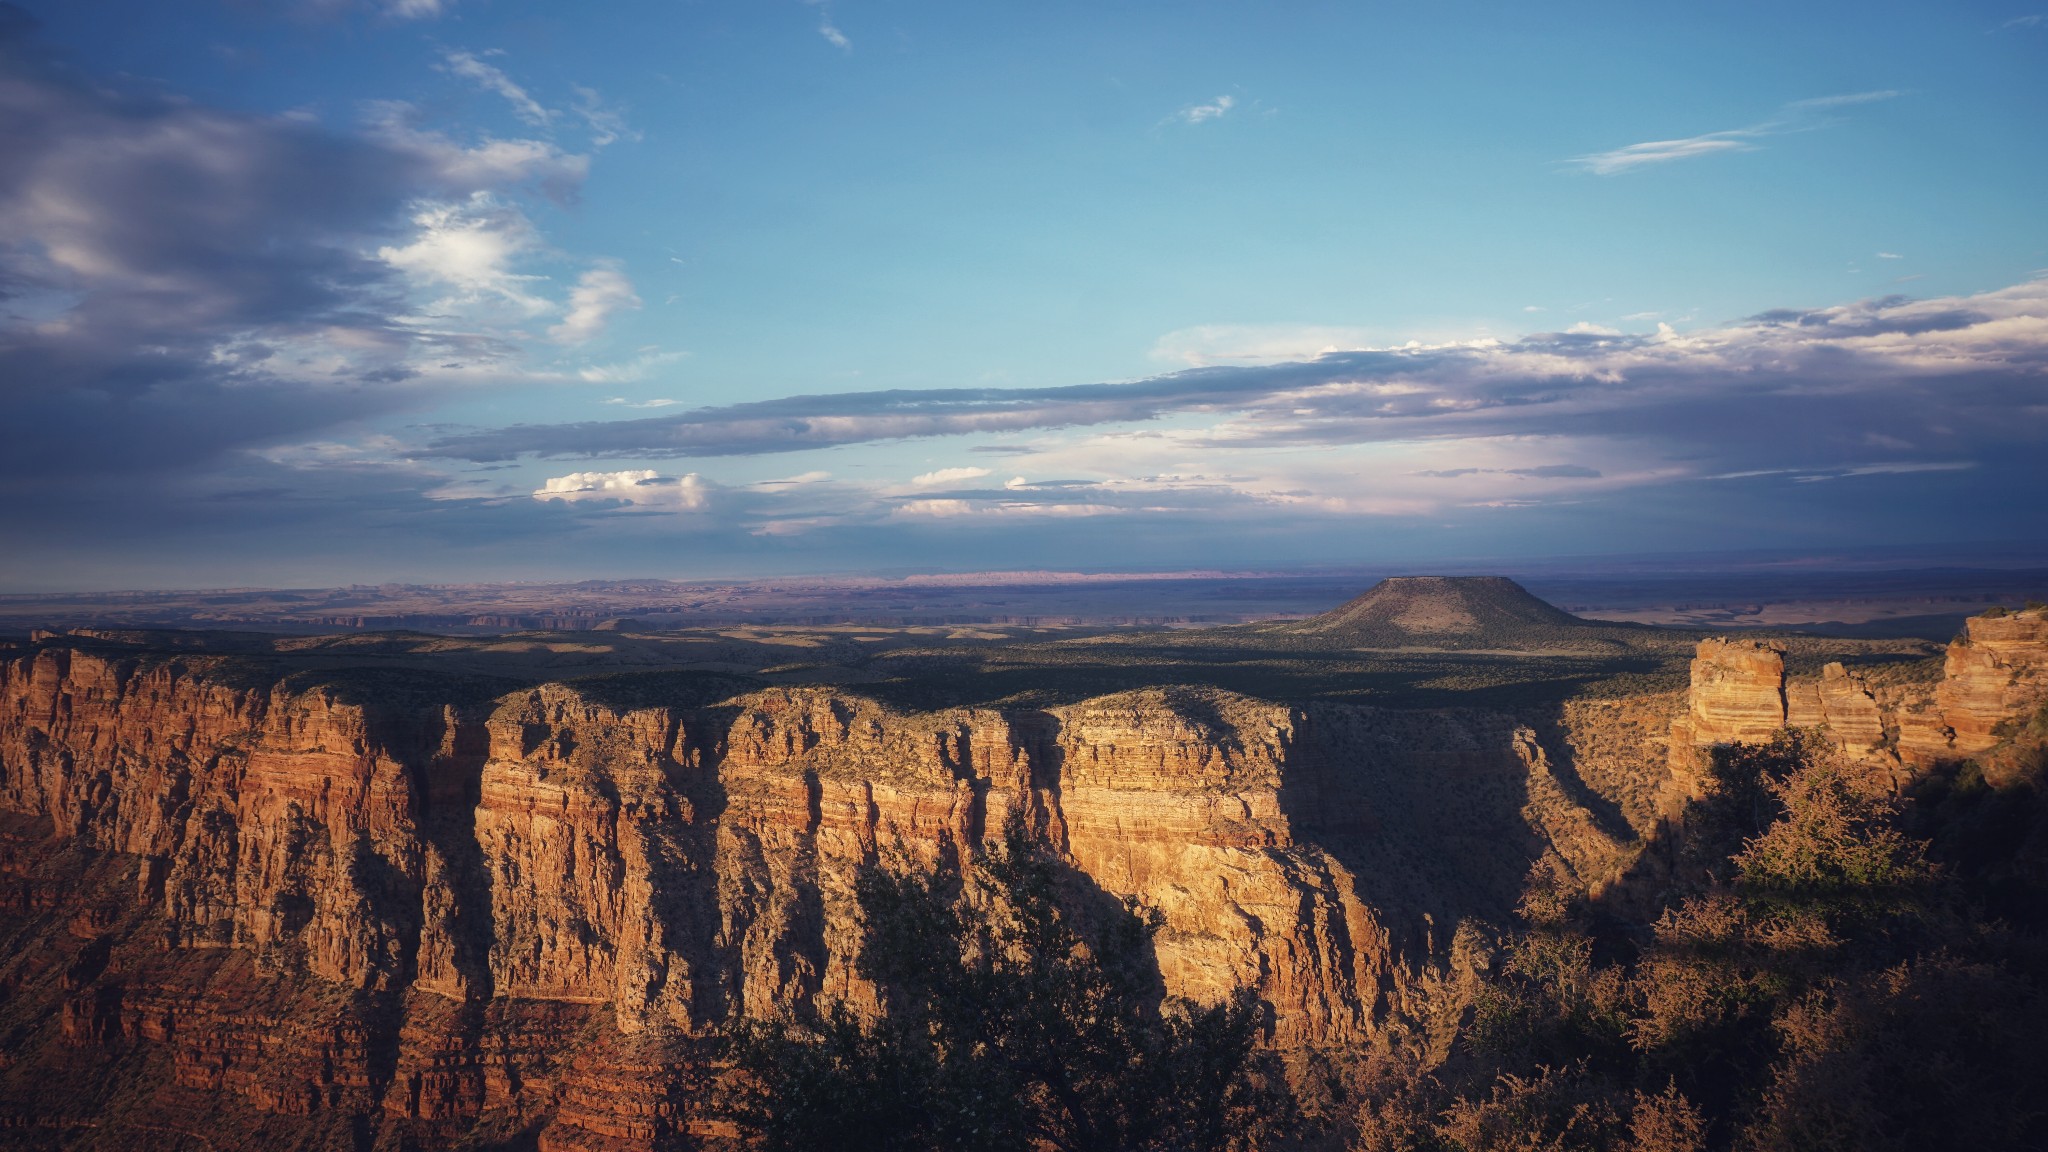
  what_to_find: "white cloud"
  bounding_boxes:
[1789,460,1977,483]
[1785,89,1902,110]
[571,86,637,148]
[893,499,1118,519]
[912,465,993,486]
[533,469,712,509]
[385,0,452,18]
[363,103,589,201]
[1575,133,1756,175]
[379,193,550,315]
[581,349,685,384]
[1877,252,1903,259]
[442,51,552,127]
[1178,95,1235,125]
[552,264,642,344]
[755,470,832,488]
[1574,91,1900,175]
[802,1,851,49]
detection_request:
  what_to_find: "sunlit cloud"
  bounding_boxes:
[551,264,641,344]
[380,193,551,315]
[533,469,713,508]
[912,466,993,485]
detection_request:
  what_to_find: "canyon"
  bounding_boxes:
[0,586,2042,1150]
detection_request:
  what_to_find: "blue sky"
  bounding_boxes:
[2,0,2046,588]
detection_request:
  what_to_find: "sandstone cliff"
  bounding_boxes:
[0,648,1572,1147]
[1898,608,2048,768]
[1668,607,2048,785]
[2,612,2042,1150]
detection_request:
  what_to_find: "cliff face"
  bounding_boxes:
[3,613,2042,1149]
[0,649,1576,1148]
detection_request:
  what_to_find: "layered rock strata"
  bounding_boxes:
[1897,609,2048,766]
[1672,608,2048,777]
[3,612,2042,1149]
[0,646,1602,1148]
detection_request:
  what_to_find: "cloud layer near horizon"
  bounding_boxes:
[426,280,2048,482]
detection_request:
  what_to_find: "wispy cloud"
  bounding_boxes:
[384,0,453,18]
[572,86,637,148]
[1415,465,1602,479]
[1573,90,1901,175]
[1576,133,1756,175]
[801,0,851,50]
[1785,89,1902,110]
[1177,94,1235,125]
[2003,14,2044,29]
[912,466,992,486]
[580,349,686,384]
[1777,461,1978,483]
[442,50,552,126]
[439,52,634,150]
[550,264,642,344]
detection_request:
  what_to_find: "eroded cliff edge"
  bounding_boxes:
[0,609,2042,1150]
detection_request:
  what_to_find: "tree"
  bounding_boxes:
[724,820,1271,1152]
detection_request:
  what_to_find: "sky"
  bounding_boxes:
[2,0,2046,590]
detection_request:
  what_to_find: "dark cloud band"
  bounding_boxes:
[424,283,2048,478]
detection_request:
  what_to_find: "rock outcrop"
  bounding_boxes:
[1683,638,1788,746]
[1898,608,2048,766]
[1674,608,2048,777]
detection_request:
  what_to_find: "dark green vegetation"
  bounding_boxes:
[1354,720,2048,1152]
[721,822,1271,1152]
